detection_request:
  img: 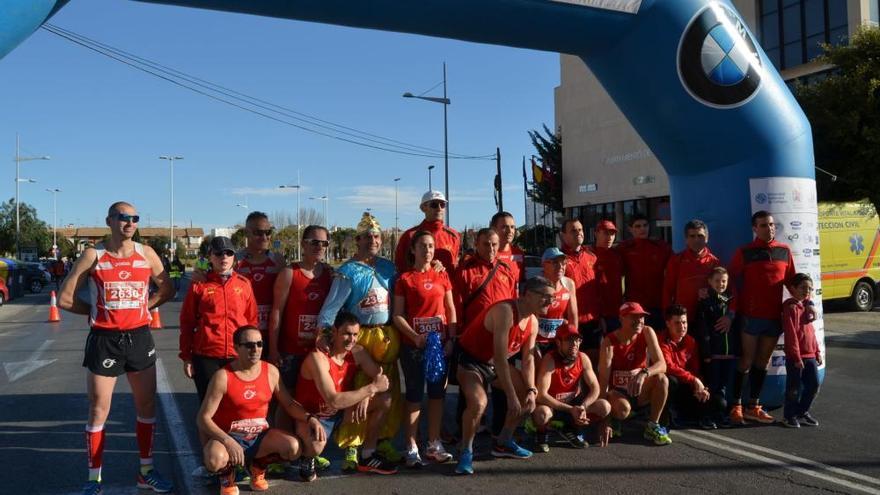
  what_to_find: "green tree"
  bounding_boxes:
[0,198,52,257]
[515,224,557,255]
[527,124,563,214]
[795,26,880,210]
[231,227,247,249]
[146,235,185,258]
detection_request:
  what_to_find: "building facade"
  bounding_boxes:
[56,227,204,256]
[556,0,876,245]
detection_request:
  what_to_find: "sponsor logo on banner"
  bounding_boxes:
[678,2,762,108]
[790,221,802,230]
[755,193,767,204]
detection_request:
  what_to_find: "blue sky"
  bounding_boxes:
[0,1,559,233]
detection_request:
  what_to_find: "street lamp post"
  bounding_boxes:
[159,155,183,257]
[279,170,302,259]
[310,195,328,229]
[393,177,400,261]
[428,165,435,191]
[14,134,50,258]
[403,62,450,224]
[46,188,61,259]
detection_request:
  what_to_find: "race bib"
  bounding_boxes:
[358,287,389,315]
[538,318,565,338]
[103,281,146,310]
[298,314,318,341]
[412,316,444,335]
[228,418,269,441]
[256,304,271,331]
[612,370,634,390]
[555,391,576,403]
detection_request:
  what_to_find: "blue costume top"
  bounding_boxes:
[318,257,396,328]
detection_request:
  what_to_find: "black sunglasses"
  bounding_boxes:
[305,239,330,247]
[238,340,263,350]
[116,213,140,223]
[428,201,447,209]
[529,289,554,305]
[212,250,235,257]
[250,229,274,237]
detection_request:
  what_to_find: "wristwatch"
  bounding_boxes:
[640,367,650,376]
[527,387,538,396]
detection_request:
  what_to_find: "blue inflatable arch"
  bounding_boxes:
[0,0,821,405]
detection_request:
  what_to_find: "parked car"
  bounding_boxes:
[0,277,8,305]
[21,262,50,294]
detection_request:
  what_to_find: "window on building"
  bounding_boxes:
[758,0,848,70]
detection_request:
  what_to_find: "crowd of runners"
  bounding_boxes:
[57,193,822,495]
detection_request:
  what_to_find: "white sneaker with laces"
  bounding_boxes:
[425,440,453,463]
[405,448,426,468]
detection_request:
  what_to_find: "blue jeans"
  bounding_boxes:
[784,358,820,419]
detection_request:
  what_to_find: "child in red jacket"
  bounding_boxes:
[782,273,822,428]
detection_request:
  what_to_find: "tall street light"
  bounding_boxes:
[46,188,61,259]
[428,165,435,190]
[279,170,302,259]
[159,155,183,257]
[14,134,50,259]
[403,62,450,224]
[393,177,401,261]
[310,194,328,229]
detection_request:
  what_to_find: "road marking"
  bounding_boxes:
[155,358,208,495]
[684,429,880,487]
[2,339,57,382]
[677,430,880,494]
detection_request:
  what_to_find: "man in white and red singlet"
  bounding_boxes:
[235,211,285,342]
[295,312,395,479]
[598,302,671,447]
[492,211,525,285]
[198,325,325,495]
[535,247,578,356]
[532,324,610,452]
[59,201,175,495]
[453,277,552,475]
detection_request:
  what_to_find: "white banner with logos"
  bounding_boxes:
[749,177,824,376]
[549,0,642,14]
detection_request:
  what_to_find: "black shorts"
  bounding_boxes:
[578,320,604,351]
[83,326,156,377]
[455,345,496,388]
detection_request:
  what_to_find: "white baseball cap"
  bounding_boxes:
[421,190,447,205]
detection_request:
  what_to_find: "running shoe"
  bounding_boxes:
[699,418,718,430]
[798,412,819,427]
[81,480,102,495]
[718,416,733,429]
[534,431,550,453]
[299,457,317,482]
[249,466,268,492]
[357,453,399,475]
[404,448,426,468]
[783,417,801,428]
[492,440,533,459]
[558,428,587,449]
[425,440,454,463]
[136,469,174,493]
[315,455,331,470]
[643,422,672,446]
[744,404,775,424]
[219,469,239,495]
[455,448,474,475]
[377,439,402,463]
[729,404,746,426]
[234,465,250,483]
[341,447,359,472]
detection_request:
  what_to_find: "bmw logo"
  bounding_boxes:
[678,2,762,108]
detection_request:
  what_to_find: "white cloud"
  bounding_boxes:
[339,185,422,212]
[228,186,311,197]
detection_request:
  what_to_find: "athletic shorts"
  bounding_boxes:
[316,412,343,440]
[83,326,156,377]
[231,430,268,461]
[455,345,496,388]
[739,315,782,338]
[279,353,307,391]
[536,340,555,358]
[578,320,604,350]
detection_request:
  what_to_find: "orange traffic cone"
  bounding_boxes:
[149,308,163,330]
[48,290,61,322]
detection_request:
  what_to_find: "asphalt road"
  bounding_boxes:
[2,285,879,495]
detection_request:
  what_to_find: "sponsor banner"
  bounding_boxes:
[749,177,825,375]
[550,0,641,14]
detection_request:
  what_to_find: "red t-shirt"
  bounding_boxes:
[212,362,272,440]
[458,299,536,363]
[294,350,357,418]
[279,264,333,355]
[394,269,452,347]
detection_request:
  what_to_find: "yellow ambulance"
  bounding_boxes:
[818,200,880,311]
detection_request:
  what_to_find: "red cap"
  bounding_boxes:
[596,220,617,232]
[619,301,650,317]
[555,323,580,340]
